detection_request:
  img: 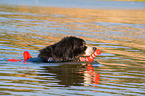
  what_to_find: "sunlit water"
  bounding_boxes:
[0,0,145,96]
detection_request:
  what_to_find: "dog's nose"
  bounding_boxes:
[93,47,97,51]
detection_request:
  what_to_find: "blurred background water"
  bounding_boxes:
[0,0,145,96]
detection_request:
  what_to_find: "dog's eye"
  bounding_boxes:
[81,45,86,48]
[80,42,86,48]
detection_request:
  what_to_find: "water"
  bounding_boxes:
[0,0,145,96]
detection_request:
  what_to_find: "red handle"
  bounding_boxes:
[7,51,32,62]
[23,51,31,61]
[8,59,22,62]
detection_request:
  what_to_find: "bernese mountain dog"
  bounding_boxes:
[28,36,96,62]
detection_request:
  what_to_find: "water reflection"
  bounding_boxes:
[40,63,100,87]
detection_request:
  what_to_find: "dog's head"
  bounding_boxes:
[52,36,96,61]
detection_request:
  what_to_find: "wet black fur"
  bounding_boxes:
[38,36,87,62]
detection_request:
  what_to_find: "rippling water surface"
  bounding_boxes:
[0,0,145,96]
